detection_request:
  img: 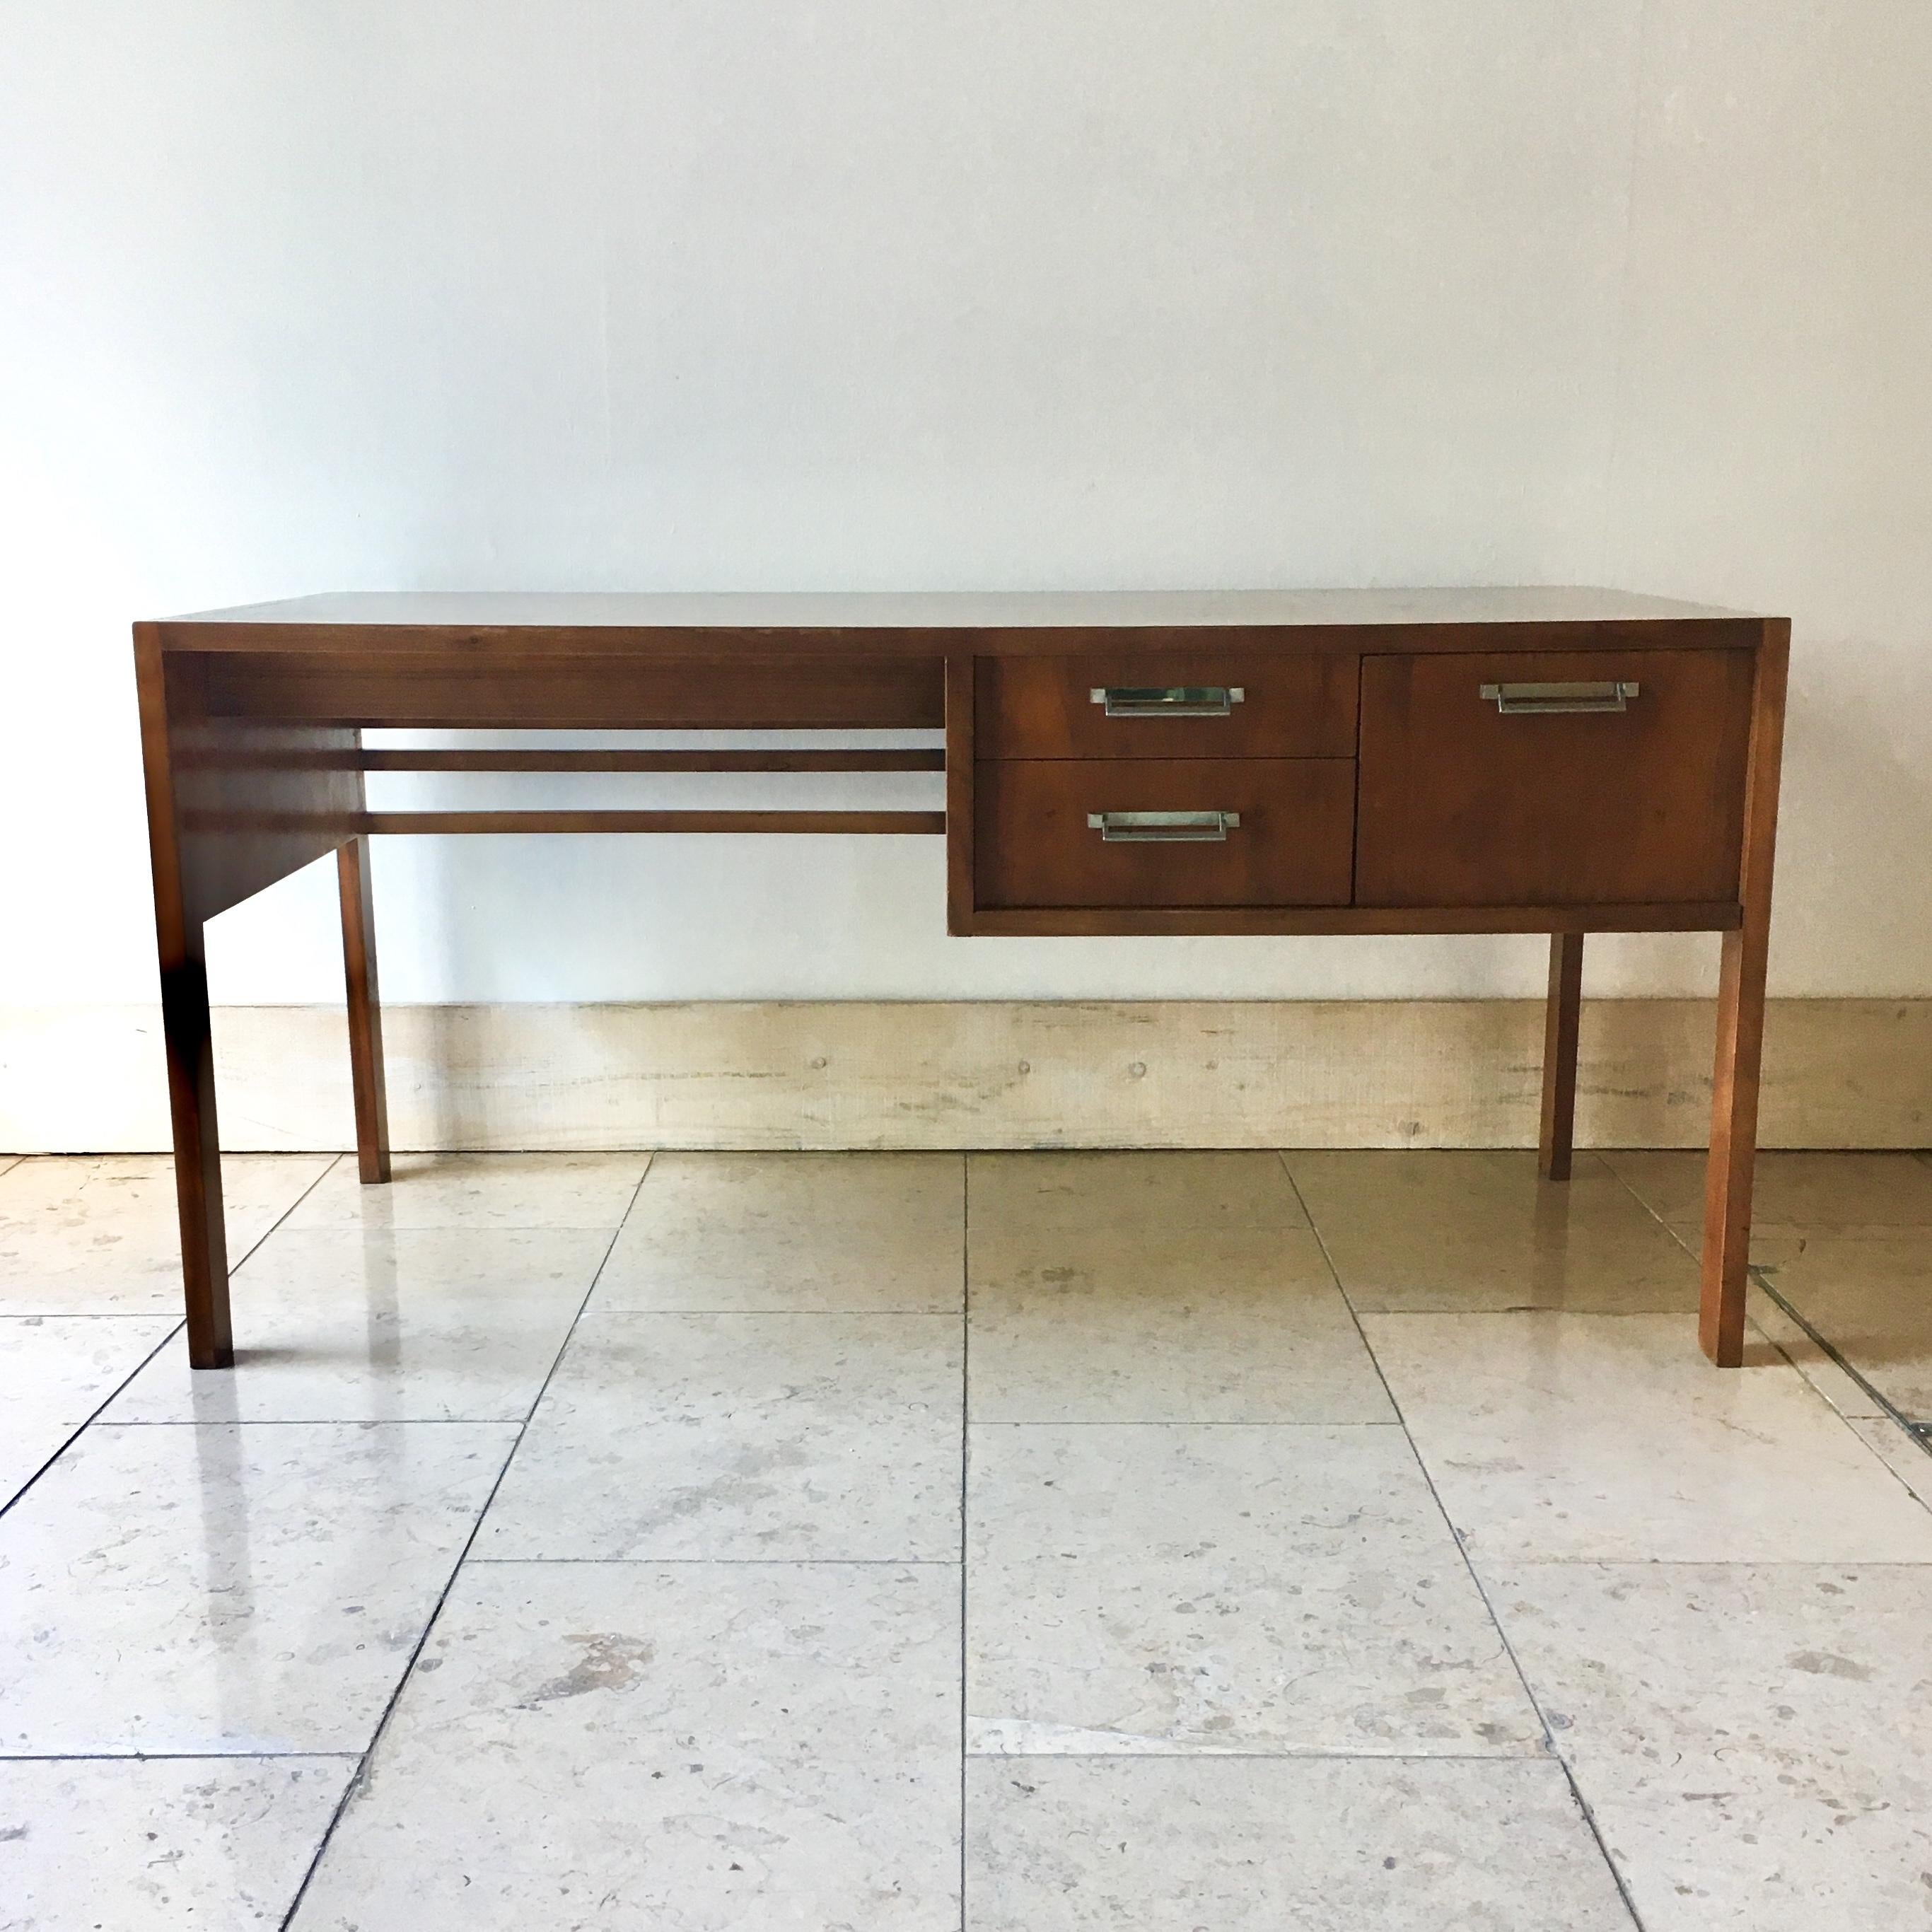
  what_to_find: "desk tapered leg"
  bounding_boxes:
[161,927,233,1368]
[1701,924,1769,1365]
[1700,622,1788,1366]
[136,620,235,1370]
[338,835,392,1185]
[1537,932,1584,1181]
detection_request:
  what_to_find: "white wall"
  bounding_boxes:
[3,0,1928,1014]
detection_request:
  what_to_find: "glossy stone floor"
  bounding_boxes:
[3,1146,1932,1930]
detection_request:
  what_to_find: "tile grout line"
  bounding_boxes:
[1421,1555,1932,1569]
[0,1154,347,1530]
[965,1417,1407,1428]
[95,1416,1413,1429]
[451,1549,1932,1567]
[91,1417,533,1428]
[0,1326,182,1516]
[0,1743,1605,1766]
[461,1554,966,1566]
[574,1307,961,1318]
[276,1156,656,1932]
[962,1747,1577,1763]
[1271,1154,1552,1742]
[1273,1151,1650,1932]
[958,1153,970,1932]
[1596,1153,1932,1466]
[0,1750,363,1765]
[0,1310,200,1321]
[1748,1271,1932,1475]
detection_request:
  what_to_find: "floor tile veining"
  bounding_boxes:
[1363,1309,1932,1564]
[0,1314,179,1507]
[0,1419,517,1756]
[289,1562,962,1931]
[101,1224,616,1425]
[966,1421,1541,1757]
[0,1153,338,1314]
[2,1145,1931,1928]
[477,1310,965,1562]
[967,1757,1633,1931]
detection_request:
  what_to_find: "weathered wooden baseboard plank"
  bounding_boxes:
[1,999,1927,1153]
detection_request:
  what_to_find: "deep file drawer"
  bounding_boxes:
[975,646,1358,759]
[1354,649,1754,907]
[974,758,1356,909]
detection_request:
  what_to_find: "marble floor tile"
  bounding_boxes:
[99,1225,610,1424]
[0,1755,353,1931]
[0,1420,515,1754]
[1363,1312,1932,1563]
[967,1757,1631,1931]
[285,1152,648,1231]
[1286,1151,1699,1313]
[291,1561,960,1932]
[967,1223,1392,1423]
[0,1315,178,1506]
[1601,1149,1932,1260]
[477,1313,962,1561]
[593,1152,962,1313]
[1751,1230,1932,1420]
[1488,1562,1932,1932]
[968,1151,1310,1235]
[0,1154,337,1313]
[967,1424,1540,1756]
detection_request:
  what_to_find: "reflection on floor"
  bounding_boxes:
[2,1146,1930,1929]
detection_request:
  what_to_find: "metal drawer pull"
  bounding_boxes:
[1479,680,1639,714]
[1086,810,1240,843]
[1089,685,1245,717]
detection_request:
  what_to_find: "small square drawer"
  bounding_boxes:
[975,758,1355,909]
[1355,649,1754,907]
[976,642,1358,759]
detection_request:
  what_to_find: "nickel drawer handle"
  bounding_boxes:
[1089,685,1245,717]
[1086,810,1240,843]
[1480,680,1639,714]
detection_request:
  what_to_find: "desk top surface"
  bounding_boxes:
[165,586,1762,632]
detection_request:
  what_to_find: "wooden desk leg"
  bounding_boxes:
[1700,621,1789,1366]
[1701,923,1769,1365]
[161,926,234,1369]
[137,621,234,1370]
[338,835,392,1185]
[1537,931,1584,1181]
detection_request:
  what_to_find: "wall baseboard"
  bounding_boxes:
[3,999,1927,1153]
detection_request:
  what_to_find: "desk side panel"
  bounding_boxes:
[138,637,361,925]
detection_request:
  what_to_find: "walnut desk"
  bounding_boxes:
[134,589,1788,1371]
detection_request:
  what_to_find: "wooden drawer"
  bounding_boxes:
[976,645,1357,759]
[1356,649,1754,907]
[975,759,1355,909]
